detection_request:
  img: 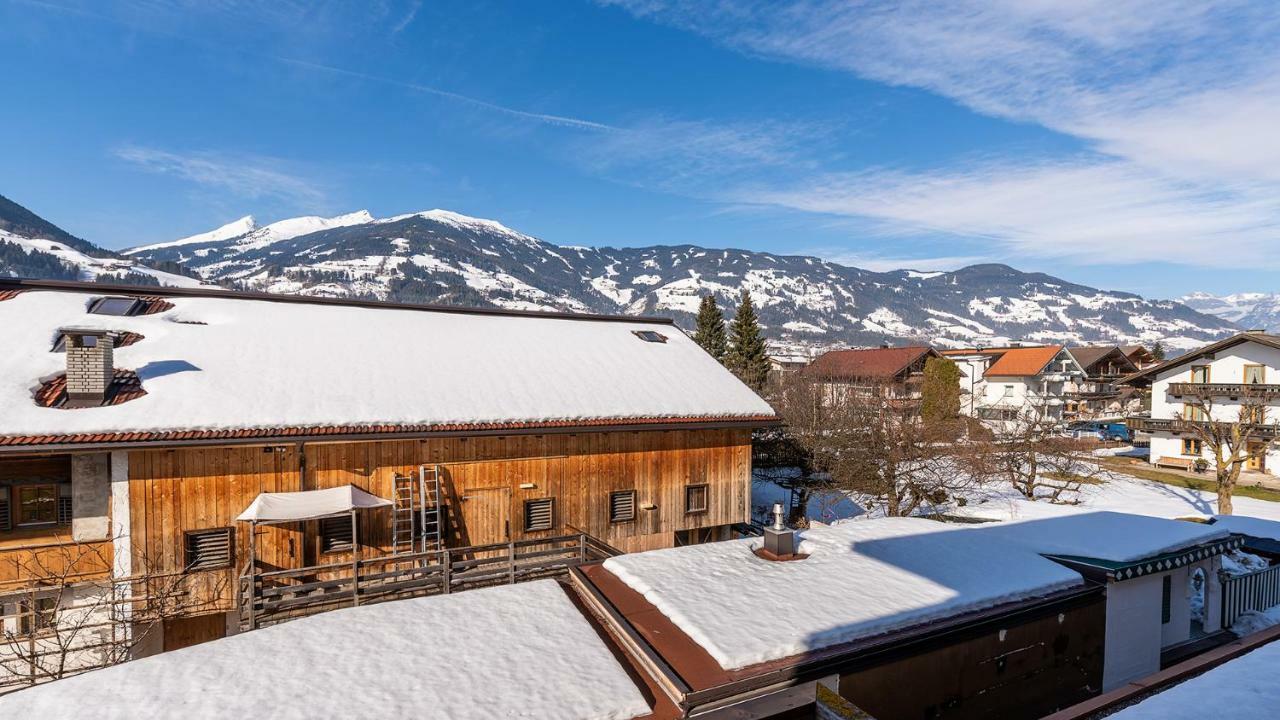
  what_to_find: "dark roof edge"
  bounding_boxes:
[0,277,678,325]
[1118,332,1280,385]
[0,416,781,455]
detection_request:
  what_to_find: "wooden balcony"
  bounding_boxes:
[238,532,620,630]
[1126,416,1280,439]
[1168,382,1280,398]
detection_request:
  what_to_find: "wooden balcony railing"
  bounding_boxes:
[237,532,620,630]
[1168,382,1280,398]
[1127,416,1280,439]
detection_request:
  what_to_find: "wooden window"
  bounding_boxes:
[1244,365,1266,385]
[184,528,234,572]
[0,487,9,532]
[319,516,355,554]
[1182,438,1203,456]
[1161,575,1172,625]
[1183,404,1207,422]
[16,485,59,526]
[18,596,56,637]
[1190,365,1210,384]
[685,484,709,515]
[609,491,636,524]
[523,498,554,532]
[632,330,668,343]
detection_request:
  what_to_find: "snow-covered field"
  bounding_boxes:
[1107,637,1280,719]
[0,580,650,720]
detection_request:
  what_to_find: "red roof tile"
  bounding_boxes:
[806,346,936,381]
[984,346,1064,377]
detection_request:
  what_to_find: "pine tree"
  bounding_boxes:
[692,294,728,362]
[726,290,771,391]
[920,356,962,425]
[1151,341,1166,361]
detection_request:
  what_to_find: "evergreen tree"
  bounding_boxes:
[692,294,728,361]
[1151,341,1166,361]
[920,356,962,425]
[726,290,771,391]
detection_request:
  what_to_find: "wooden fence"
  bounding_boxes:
[1221,564,1280,629]
[238,533,620,629]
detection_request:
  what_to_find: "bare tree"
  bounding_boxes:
[775,371,989,518]
[1179,389,1278,515]
[0,537,229,693]
[977,404,1108,504]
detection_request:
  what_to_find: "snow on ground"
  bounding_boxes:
[1106,638,1280,719]
[603,517,1083,670]
[0,581,650,720]
[1230,606,1280,636]
[0,289,775,439]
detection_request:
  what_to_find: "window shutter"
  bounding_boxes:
[609,491,636,523]
[1161,575,1172,624]
[320,516,355,553]
[685,484,709,514]
[185,528,234,572]
[524,498,554,532]
[58,494,72,525]
[0,487,10,532]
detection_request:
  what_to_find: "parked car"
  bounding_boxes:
[1064,421,1130,442]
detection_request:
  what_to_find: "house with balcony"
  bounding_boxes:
[944,345,1085,433]
[1065,346,1142,419]
[1122,331,1280,473]
[0,278,777,685]
[804,345,942,406]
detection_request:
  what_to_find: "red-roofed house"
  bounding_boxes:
[805,345,942,404]
[944,345,1085,431]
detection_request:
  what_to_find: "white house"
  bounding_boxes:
[1124,331,1280,473]
[944,345,1085,433]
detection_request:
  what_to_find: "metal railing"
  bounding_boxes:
[1221,564,1280,629]
[237,532,620,630]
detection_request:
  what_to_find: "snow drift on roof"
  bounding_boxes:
[602,517,1084,670]
[979,511,1229,563]
[1211,514,1280,542]
[1106,637,1280,719]
[0,289,775,441]
[0,580,651,720]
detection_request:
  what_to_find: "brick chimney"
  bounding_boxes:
[62,329,115,405]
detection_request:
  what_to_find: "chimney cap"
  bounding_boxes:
[58,327,116,337]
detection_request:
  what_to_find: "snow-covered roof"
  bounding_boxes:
[979,511,1230,564]
[1106,638,1280,720]
[0,283,776,447]
[0,580,652,720]
[601,517,1085,670]
[1212,514,1280,542]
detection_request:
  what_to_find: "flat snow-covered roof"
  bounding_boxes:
[1106,638,1280,719]
[0,580,651,720]
[980,511,1230,563]
[602,517,1085,670]
[0,287,775,444]
[1211,514,1280,542]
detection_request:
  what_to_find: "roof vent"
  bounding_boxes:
[1247,328,1268,334]
[756,503,806,561]
[62,328,115,405]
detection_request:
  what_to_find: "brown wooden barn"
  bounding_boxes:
[0,278,776,664]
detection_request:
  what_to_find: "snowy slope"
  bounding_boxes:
[0,580,652,720]
[0,229,203,287]
[125,209,1238,350]
[1183,291,1280,333]
[125,215,258,254]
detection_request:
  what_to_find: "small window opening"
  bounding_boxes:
[319,516,355,553]
[609,490,636,523]
[685,484,709,515]
[523,498,555,532]
[184,528,234,571]
[632,330,668,343]
[88,296,141,317]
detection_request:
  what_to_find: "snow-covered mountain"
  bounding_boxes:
[124,208,1238,350]
[0,194,203,287]
[1182,292,1280,333]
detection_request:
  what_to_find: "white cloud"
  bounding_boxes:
[113,145,328,208]
[606,0,1280,270]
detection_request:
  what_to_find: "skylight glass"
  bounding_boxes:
[89,297,140,316]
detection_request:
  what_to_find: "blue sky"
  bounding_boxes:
[2,0,1278,298]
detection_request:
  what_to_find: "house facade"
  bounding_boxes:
[1065,346,1142,419]
[1124,331,1280,473]
[945,345,1085,432]
[0,279,776,678]
[804,345,941,405]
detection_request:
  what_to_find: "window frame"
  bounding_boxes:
[1182,437,1203,456]
[523,497,555,533]
[87,296,141,317]
[684,484,709,515]
[15,484,60,527]
[1244,364,1266,385]
[183,527,235,573]
[631,330,668,344]
[1189,365,1211,384]
[17,595,57,638]
[318,515,357,555]
[608,490,637,524]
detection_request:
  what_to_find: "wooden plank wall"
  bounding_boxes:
[125,428,753,597]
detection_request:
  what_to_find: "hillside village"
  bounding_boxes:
[1,272,1280,719]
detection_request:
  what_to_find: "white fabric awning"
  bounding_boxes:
[235,485,392,523]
